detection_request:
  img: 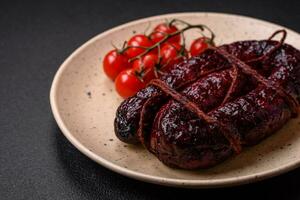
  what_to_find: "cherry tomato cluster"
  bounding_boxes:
[103,21,214,98]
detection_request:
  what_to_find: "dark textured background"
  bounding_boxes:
[1,0,300,199]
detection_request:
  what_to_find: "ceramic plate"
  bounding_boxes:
[50,13,300,188]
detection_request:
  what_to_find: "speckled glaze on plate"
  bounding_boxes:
[50,13,300,188]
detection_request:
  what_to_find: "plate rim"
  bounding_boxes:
[50,12,300,188]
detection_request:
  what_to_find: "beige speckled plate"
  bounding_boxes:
[50,12,300,188]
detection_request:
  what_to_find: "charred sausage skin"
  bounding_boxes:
[114,38,300,169]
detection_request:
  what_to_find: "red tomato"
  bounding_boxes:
[103,50,130,80]
[115,69,146,98]
[132,53,158,83]
[160,43,187,70]
[125,34,154,58]
[150,23,180,44]
[190,37,209,56]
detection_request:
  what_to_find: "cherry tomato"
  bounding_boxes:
[160,43,188,70]
[115,69,146,98]
[125,34,154,59]
[132,53,158,83]
[150,23,180,44]
[103,50,130,80]
[190,37,210,56]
